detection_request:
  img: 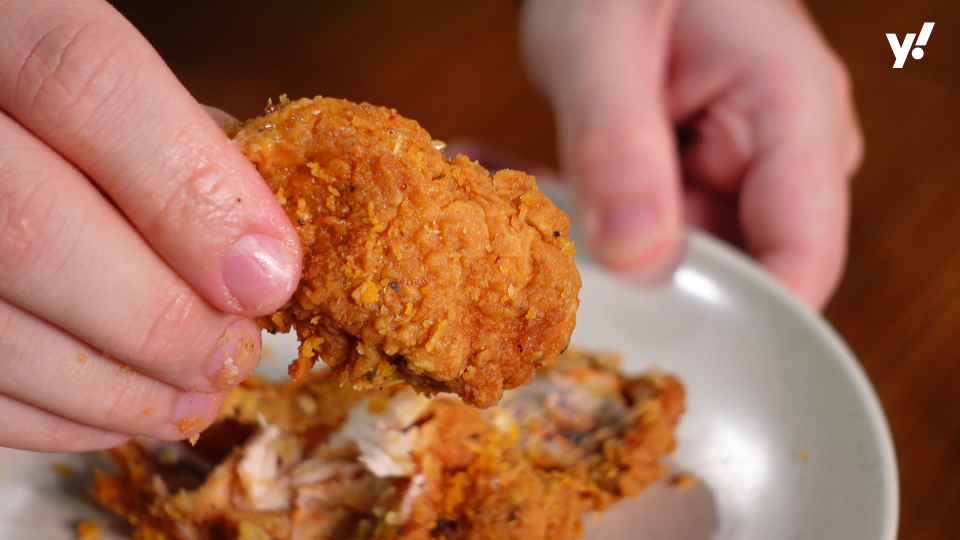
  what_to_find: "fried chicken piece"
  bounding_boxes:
[228,96,580,407]
[92,348,684,540]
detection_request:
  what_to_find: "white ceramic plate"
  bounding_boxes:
[0,230,898,540]
[574,232,899,540]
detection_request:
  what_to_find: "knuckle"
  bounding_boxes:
[98,380,169,440]
[826,58,856,117]
[136,290,206,375]
[0,304,51,384]
[816,49,854,106]
[825,51,853,93]
[845,123,865,174]
[568,119,670,196]
[0,313,20,382]
[150,162,237,242]
[99,377,141,431]
[11,15,131,136]
[0,168,57,295]
[570,121,641,175]
[822,53,864,174]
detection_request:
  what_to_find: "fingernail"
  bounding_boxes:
[206,319,260,390]
[602,200,659,239]
[223,233,297,311]
[583,200,659,260]
[174,391,219,437]
[582,198,684,281]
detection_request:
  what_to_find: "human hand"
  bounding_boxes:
[0,0,301,452]
[521,0,863,309]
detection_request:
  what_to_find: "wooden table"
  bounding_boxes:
[112,1,960,537]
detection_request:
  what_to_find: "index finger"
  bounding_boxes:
[0,0,301,315]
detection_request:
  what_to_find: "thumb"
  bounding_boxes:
[522,0,684,278]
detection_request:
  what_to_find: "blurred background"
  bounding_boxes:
[109,1,959,538]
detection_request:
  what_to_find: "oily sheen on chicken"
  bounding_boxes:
[229,97,580,407]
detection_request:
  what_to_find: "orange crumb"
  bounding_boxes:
[52,462,75,477]
[214,331,257,389]
[798,449,810,464]
[76,519,100,540]
[142,407,155,416]
[117,365,132,376]
[671,473,697,488]
[216,328,236,347]
[239,332,255,357]
[177,417,205,435]
[215,357,240,389]
[77,353,87,364]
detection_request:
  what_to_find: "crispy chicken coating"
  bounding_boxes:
[229,97,580,407]
[92,348,685,540]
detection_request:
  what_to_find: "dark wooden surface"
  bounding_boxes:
[110,1,960,538]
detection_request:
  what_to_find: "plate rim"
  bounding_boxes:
[684,230,900,540]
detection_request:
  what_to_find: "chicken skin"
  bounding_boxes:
[229,96,580,407]
[92,348,685,540]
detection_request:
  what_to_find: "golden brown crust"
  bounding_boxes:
[230,96,580,407]
[92,349,684,540]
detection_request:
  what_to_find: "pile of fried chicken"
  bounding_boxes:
[93,348,684,540]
